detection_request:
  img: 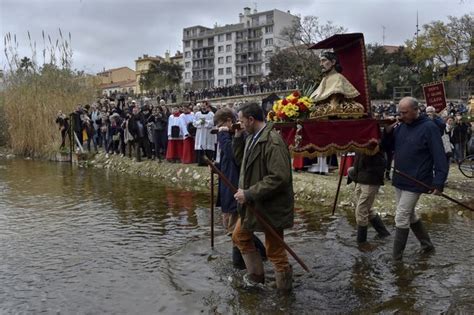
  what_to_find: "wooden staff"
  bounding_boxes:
[393,168,474,211]
[203,155,310,272]
[210,168,215,248]
[332,154,347,216]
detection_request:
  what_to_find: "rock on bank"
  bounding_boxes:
[90,153,472,217]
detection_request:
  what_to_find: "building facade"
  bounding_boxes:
[182,8,298,89]
[96,67,137,96]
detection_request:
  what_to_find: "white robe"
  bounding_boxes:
[179,112,195,137]
[168,114,186,139]
[193,111,216,151]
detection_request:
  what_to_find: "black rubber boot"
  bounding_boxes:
[385,170,391,181]
[370,214,391,238]
[232,246,246,270]
[410,220,435,253]
[393,227,410,260]
[357,225,368,243]
[253,235,267,261]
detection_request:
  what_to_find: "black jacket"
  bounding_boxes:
[350,151,386,186]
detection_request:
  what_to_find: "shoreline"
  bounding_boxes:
[0,147,471,217]
[89,152,473,217]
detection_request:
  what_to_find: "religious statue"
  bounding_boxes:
[310,51,366,119]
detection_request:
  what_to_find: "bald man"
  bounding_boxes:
[386,97,448,260]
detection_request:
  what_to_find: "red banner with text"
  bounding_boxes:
[422,81,447,113]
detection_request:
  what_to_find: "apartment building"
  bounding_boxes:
[182,7,298,89]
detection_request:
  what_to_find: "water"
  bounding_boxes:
[0,159,472,314]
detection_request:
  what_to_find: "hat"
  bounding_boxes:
[159,99,166,105]
[426,106,435,113]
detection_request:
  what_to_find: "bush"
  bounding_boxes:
[3,31,98,157]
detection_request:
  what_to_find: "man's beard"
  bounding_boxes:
[322,65,334,74]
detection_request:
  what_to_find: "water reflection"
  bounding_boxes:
[0,159,472,314]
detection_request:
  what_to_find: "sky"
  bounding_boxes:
[1,0,471,74]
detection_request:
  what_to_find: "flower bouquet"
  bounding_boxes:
[267,90,314,122]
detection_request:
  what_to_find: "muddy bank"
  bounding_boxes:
[90,152,473,216]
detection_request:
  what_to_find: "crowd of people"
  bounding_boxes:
[182,78,301,102]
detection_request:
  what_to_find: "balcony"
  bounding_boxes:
[236,36,248,42]
[247,58,262,64]
[236,59,248,65]
[247,71,262,77]
[248,46,262,52]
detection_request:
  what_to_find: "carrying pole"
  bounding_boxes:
[203,155,310,272]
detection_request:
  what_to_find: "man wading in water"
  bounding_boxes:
[232,102,294,293]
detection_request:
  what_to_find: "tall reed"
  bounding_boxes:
[3,30,98,157]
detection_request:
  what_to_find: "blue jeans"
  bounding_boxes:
[454,142,466,162]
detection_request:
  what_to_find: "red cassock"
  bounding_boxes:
[181,137,195,164]
[166,114,184,161]
[166,139,183,161]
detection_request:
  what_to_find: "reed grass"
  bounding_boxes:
[3,30,98,157]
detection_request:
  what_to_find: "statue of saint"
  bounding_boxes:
[310,51,366,119]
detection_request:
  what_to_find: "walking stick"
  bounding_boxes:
[393,168,474,211]
[203,155,310,272]
[210,168,215,248]
[332,154,347,216]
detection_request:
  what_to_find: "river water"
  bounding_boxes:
[0,159,472,314]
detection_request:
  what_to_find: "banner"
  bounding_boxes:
[422,81,447,113]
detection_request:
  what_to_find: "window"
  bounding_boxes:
[218,46,224,53]
[218,68,224,75]
[226,33,232,41]
[218,57,224,64]
[226,44,232,52]
[184,41,190,48]
[265,63,270,71]
[185,62,191,68]
[184,51,191,58]
[226,67,232,75]
[185,72,190,79]
[265,26,273,34]
[226,79,232,85]
[218,34,224,42]
[208,38,214,46]
[218,79,224,86]
[266,14,273,24]
[264,51,273,58]
[265,38,273,46]
[226,56,232,63]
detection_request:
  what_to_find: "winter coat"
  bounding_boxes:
[232,123,294,231]
[350,151,385,186]
[215,131,239,213]
[390,116,448,193]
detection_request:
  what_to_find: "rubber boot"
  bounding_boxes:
[385,170,391,181]
[253,235,267,261]
[232,246,246,270]
[370,214,391,238]
[275,265,293,293]
[410,220,434,253]
[393,227,410,261]
[357,225,368,243]
[242,251,265,286]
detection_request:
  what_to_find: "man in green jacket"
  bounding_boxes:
[232,102,294,292]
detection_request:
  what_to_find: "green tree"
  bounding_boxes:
[139,61,183,92]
